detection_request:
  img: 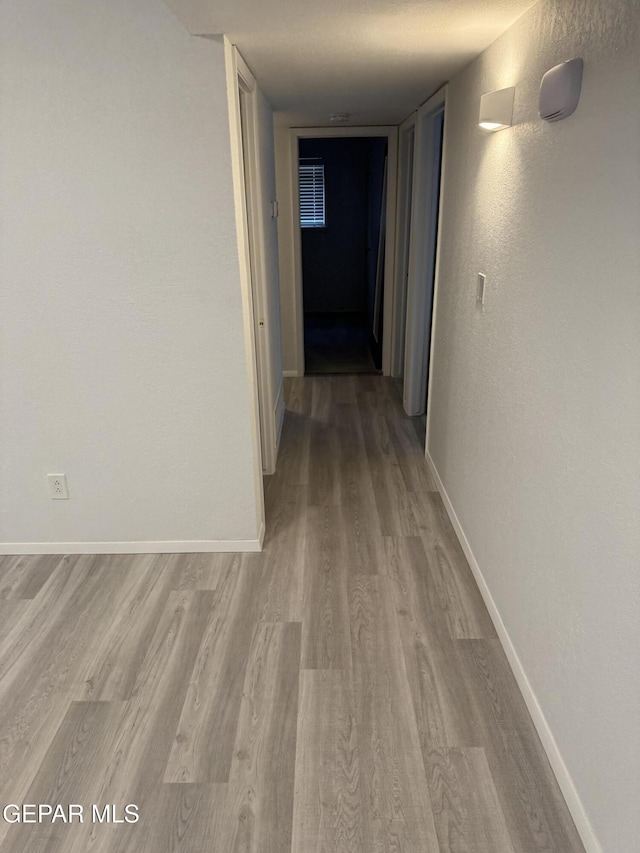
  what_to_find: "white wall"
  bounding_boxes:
[428,0,640,849]
[0,0,262,550]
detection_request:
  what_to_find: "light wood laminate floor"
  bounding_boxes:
[0,377,584,852]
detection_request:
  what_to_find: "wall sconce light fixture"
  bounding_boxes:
[479,86,515,131]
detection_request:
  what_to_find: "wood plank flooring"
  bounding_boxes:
[0,376,584,852]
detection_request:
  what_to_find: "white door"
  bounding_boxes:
[403,88,446,416]
[238,88,267,469]
[234,50,278,475]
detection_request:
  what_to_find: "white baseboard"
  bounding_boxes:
[425,450,601,853]
[283,369,300,377]
[0,537,264,556]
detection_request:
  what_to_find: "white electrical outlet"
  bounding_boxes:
[48,474,69,500]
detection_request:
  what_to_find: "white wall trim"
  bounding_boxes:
[283,369,300,377]
[424,450,602,853]
[0,534,265,556]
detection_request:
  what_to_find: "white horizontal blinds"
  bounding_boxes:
[299,163,325,228]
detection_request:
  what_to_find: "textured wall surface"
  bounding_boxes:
[0,0,260,545]
[429,0,640,848]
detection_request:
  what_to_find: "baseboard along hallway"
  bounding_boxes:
[0,376,584,852]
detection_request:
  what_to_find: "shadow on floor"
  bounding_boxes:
[304,311,380,375]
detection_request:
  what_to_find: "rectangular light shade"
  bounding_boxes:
[479,86,515,131]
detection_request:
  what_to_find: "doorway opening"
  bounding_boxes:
[298,137,388,375]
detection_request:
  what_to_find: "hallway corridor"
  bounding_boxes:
[0,376,583,852]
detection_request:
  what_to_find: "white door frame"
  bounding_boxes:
[289,126,398,376]
[390,111,417,378]
[228,42,281,477]
[224,40,266,539]
[403,86,447,416]
[235,52,280,474]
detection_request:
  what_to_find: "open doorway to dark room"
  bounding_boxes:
[299,137,387,374]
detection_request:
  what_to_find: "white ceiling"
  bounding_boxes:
[165,0,535,126]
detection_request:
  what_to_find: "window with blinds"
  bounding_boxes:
[299,163,325,228]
